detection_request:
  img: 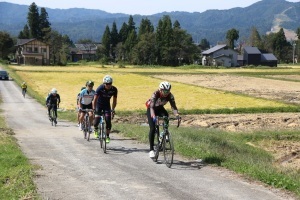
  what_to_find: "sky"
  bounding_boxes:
[1,0,299,15]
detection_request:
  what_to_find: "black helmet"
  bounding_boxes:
[86,80,94,87]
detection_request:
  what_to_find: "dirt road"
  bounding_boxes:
[0,79,296,200]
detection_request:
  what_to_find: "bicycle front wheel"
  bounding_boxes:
[154,126,160,162]
[163,131,174,168]
[102,129,107,153]
[86,116,90,141]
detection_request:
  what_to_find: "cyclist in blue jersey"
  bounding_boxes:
[78,81,95,132]
[92,75,118,143]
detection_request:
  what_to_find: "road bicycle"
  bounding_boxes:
[96,110,114,153]
[80,109,94,141]
[153,116,181,168]
[48,104,57,127]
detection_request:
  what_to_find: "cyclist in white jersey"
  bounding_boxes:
[78,81,95,131]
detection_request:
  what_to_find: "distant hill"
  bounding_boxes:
[0,0,299,44]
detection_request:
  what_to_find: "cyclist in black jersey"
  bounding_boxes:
[146,81,180,158]
[46,88,61,121]
[93,75,118,143]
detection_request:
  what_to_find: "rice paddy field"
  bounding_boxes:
[10,64,297,113]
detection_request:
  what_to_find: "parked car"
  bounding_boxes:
[0,70,9,80]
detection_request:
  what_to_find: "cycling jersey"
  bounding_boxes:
[147,90,178,117]
[79,89,95,105]
[46,93,61,105]
[94,84,118,108]
[21,83,27,89]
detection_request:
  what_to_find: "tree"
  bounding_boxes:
[101,25,111,58]
[39,7,51,41]
[132,32,156,65]
[27,2,41,39]
[18,24,30,39]
[138,18,154,39]
[199,38,210,50]
[226,28,239,49]
[0,31,14,59]
[110,21,119,60]
[119,22,128,44]
[296,27,300,40]
[273,28,290,63]
[156,15,174,65]
[249,27,262,49]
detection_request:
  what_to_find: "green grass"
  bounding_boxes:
[113,123,300,198]
[0,116,38,200]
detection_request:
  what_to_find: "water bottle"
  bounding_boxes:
[159,131,164,142]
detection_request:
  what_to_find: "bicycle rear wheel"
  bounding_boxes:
[86,116,90,141]
[102,129,107,153]
[52,109,57,127]
[163,131,174,168]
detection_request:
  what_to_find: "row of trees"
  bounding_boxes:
[98,15,200,66]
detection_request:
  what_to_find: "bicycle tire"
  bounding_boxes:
[99,123,103,148]
[86,115,90,141]
[50,109,54,126]
[103,128,107,153]
[154,125,160,162]
[163,131,174,168]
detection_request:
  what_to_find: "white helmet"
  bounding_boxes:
[51,88,57,94]
[159,81,171,91]
[103,75,113,84]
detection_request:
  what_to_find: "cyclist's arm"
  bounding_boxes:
[92,94,99,110]
[112,96,117,111]
[169,94,179,116]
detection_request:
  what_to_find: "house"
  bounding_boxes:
[15,39,50,65]
[201,44,238,67]
[70,43,98,62]
[243,46,277,67]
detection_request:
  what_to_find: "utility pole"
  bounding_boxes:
[293,42,296,64]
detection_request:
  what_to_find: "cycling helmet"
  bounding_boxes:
[86,80,94,87]
[51,88,57,94]
[159,81,171,91]
[103,75,113,84]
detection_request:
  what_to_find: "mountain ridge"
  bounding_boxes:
[0,0,299,44]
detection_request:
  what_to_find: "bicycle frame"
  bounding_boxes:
[81,109,94,141]
[153,116,181,168]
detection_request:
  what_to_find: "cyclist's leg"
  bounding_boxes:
[147,108,156,151]
[93,107,102,137]
[47,105,52,117]
[104,109,112,138]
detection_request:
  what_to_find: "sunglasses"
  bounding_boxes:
[161,89,170,95]
[105,83,112,85]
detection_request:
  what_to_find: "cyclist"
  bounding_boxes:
[93,75,117,143]
[21,82,27,97]
[46,88,61,124]
[146,81,180,158]
[77,86,86,127]
[78,81,95,132]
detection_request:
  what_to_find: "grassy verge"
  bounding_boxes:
[0,116,38,199]
[113,123,300,198]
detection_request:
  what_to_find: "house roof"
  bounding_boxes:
[213,54,231,59]
[261,53,277,61]
[244,46,261,54]
[74,44,98,51]
[16,39,36,46]
[202,44,227,55]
